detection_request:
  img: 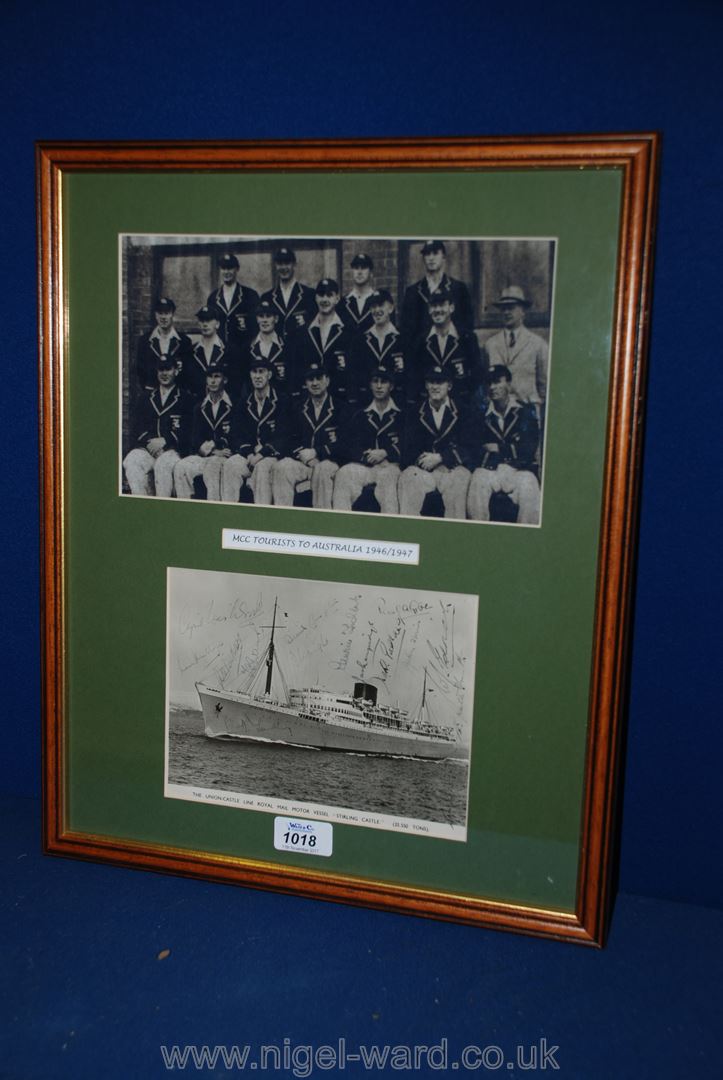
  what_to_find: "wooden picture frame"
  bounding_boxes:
[38,134,659,945]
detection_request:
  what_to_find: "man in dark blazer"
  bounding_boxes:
[332,362,404,515]
[259,247,316,342]
[408,286,484,402]
[400,239,474,345]
[288,278,357,403]
[351,288,408,404]
[206,252,259,364]
[124,353,193,497]
[183,305,228,401]
[339,252,376,338]
[271,360,345,509]
[399,364,473,519]
[246,299,293,399]
[135,296,192,394]
[174,360,235,501]
[221,356,289,506]
[467,365,541,524]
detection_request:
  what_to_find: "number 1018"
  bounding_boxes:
[283,831,317,847]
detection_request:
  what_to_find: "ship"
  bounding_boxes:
[196,599,465,760]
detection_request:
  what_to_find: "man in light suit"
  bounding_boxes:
[483,286,548,415]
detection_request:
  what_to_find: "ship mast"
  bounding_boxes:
[420,667,428,719]
[264,597,278,695]
[416,666,433,724]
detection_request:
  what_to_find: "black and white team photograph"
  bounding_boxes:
[165,568,478,840]
[121,235,555,526]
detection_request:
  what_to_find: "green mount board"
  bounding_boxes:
[65,168,621,911]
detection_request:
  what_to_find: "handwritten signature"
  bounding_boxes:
[178,594,263,639]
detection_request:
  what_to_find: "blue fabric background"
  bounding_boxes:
[3,0,721,905]
[2,5,722,1078]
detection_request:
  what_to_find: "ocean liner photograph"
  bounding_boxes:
[165,568,478,840]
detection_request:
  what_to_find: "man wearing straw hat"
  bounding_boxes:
[483,285,548,414]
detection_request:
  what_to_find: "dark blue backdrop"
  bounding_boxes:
[3,0,721,914]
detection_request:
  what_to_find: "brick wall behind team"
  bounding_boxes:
[124,236,554,344]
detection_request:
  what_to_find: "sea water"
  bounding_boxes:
[167,708,468,827]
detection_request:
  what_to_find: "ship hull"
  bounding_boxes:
[197,687,463,761]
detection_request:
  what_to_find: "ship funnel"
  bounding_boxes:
[354,681,378,705]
